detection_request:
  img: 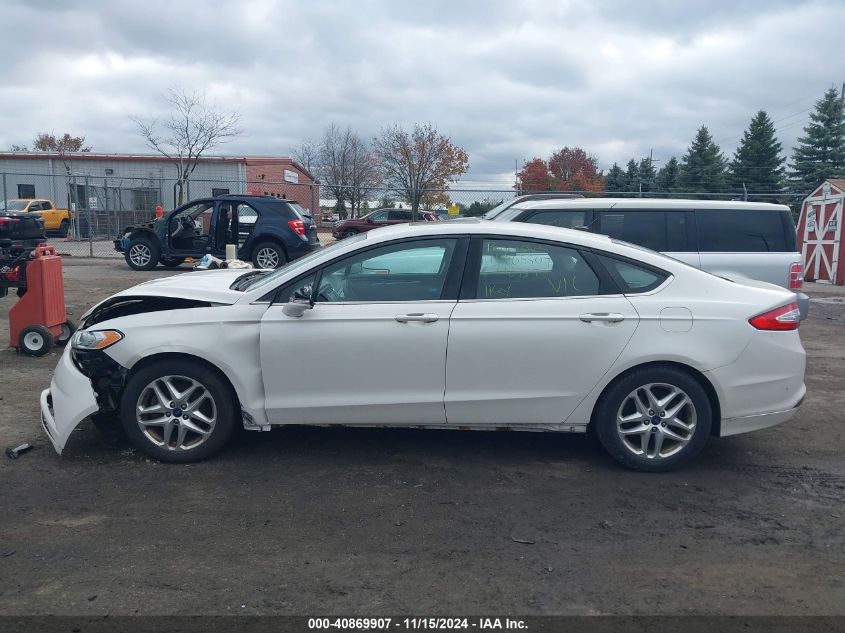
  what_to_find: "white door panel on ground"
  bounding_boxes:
[260,302,454,425]
[445,296,639,425]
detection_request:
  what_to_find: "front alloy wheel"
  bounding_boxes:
[136,375,218,452]
[120,359,237,462]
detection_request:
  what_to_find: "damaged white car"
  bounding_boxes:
[41,220,806,471]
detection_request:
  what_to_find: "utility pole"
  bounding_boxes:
[638,149,660,198]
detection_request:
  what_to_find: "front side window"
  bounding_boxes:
[316,238,458,302]
[370,211,390,222]
[388,210,412,221]
[473,239,599,299]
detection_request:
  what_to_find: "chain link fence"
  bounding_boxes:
[1,170,807,260]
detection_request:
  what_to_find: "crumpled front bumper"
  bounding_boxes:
[40,345,99,454]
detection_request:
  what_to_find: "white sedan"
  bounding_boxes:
[40,220,806,471]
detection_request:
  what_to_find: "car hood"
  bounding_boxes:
[75,270,253,326]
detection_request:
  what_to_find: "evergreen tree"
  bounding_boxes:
[624,159,639,194]
[605,162,626,192]
[679,126,728,197]
[655,156,681,194]
[638,158,656,193]
[730,111,785,198]
[790,87,845,191]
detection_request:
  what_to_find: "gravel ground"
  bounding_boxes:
[0,260,843,615]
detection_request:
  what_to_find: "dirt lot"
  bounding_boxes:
[0,259,843,616]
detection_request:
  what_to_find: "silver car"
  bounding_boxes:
[487,198,809,318]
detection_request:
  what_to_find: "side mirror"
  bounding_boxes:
[366,217,374,223]
[282,285,314,318]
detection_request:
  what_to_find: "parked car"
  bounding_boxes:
[0,198,72,235]
[489,198,810,319]
[1,208,45,255]
[42,220,805,471]
[114,195,319,270]
[332,208,439,240]
[482,193,584,220]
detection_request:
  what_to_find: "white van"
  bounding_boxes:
[488,198,808,318]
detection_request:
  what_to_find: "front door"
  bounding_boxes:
[167,201,217,256]
[445,237,639,426]
[260,237,467,425]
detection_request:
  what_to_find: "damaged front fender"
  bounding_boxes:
[40,346,100,454]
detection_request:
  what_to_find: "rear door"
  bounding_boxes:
[444,237,639,426]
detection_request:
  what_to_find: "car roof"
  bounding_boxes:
[510,198,791,212]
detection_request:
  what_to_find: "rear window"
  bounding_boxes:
[696,209,794,252]
[597,210,690,252]
[595,254,669,293]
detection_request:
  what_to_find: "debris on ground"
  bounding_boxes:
[5,443,34,459]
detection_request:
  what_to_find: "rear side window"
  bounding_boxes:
[474,239,600,299]
[523,210,587,229]
[595,254,668,293]
[598,210,690,252]
[696,209,793,252]
[259,199,297,220]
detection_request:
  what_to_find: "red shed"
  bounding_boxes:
[797,179,845,285]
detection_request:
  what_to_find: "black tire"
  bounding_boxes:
[56,319,77,346]
[593,365,712,472]
[342,229,359,239]
[19,324,54,357]
[124,237,161,271]
[160,256,186,268]
[251,241,286,269]
[120,358,238,463]
[59,219,70,236]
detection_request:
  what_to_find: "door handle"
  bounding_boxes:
[395,313,439,323]
[579,312,625,323]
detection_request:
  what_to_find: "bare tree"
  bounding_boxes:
[346,133,380,217]
[372,123,469,220]
[292,138,319,175]
[132,88,241,205]
[317,123,353,215]
[9,143,28,152]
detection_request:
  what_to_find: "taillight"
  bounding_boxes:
[288,219,305,237]
[789,262,803,290]
[749,301,801,331]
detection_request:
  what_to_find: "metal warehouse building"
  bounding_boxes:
[0,152,318,237]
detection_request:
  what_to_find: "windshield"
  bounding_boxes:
[0,200,28,211]
[242,233,367,291]
[482,199,515,220]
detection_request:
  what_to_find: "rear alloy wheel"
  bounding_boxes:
[120,359,237,463]
[252,242,286,269]
[342,229,359,239]
[56,319,77,346]
[594,366,711,472]
[125,237,161,271]
[19,325,54,357]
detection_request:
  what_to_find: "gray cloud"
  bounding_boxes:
[1,0,842,187]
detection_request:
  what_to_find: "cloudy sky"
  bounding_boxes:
[1,0,843,187]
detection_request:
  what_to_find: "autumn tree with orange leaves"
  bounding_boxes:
[517,158,552,193]
[373,123,469,221]
[548,147,604,192]
[518,147,605,194]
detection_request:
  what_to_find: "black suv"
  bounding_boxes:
[0,211,45,257]
[115,195,319,270]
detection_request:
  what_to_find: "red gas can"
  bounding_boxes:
[8,246,75,356]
